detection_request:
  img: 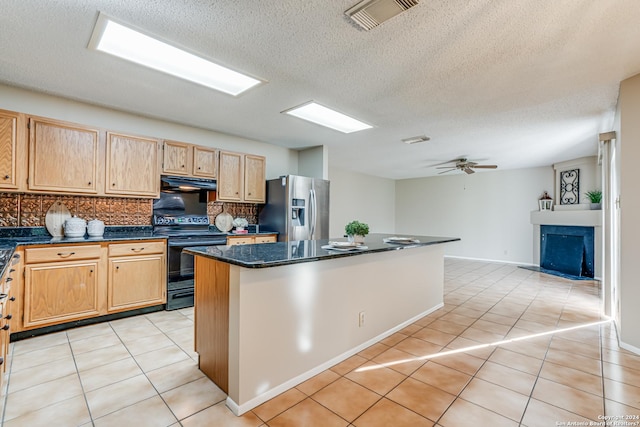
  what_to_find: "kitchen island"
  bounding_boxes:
[185,233,459,415]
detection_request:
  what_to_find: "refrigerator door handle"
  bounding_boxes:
[309,188,317,239]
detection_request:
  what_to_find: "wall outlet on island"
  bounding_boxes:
[358,311,365,327]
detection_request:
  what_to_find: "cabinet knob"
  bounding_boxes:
[57,252,76,258]
[9,297,15,301]
[5,277,12,282]
[4,315,11,320]
[181,165,185,168]
[116,266,119,270]
[198,167,201,170]
[88,181,92,185]
[1,325,9,331]
[112,183,116,186]
[131,247,145,252]
[3,175,9,180]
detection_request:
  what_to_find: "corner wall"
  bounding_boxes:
[395,167,554,264]
[618,73,640,351]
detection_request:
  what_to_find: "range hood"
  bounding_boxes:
[161,175,217,191]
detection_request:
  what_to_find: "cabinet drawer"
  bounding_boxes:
[108,241,165,257]
[25,245,101,264]
[255,235,277,244]
[227,237,254,246]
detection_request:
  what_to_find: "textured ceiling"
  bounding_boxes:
[2,0,639,179]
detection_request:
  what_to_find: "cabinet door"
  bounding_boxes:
[23,261,101,328]
[0,110,19,190]
[108,255,166,312]
[226,236,254,246]
[244,155,266,203]
[106,132,159,197]
[255,235,277,244]
[217,151,243,201]
[28,118,99,194]
[193,146,217,178]
[163,140,190,176]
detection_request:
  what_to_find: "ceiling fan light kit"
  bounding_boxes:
[434,158,498,175]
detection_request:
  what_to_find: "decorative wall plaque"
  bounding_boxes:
[560,169,580,205]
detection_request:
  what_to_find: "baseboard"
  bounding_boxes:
[445,255,535,267]
[227,302,445,416]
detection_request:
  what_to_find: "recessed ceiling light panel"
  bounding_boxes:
[282,102,372,133]
[88,13,263,96]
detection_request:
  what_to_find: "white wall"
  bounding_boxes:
[0,84,298,179]
[395,167,554,264]
[298,146,328,180]
[328,167,396,238]
[618,73,640,352]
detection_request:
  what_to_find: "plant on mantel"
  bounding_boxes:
[585,190,602,210]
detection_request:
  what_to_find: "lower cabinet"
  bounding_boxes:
[226,234,277,246]
[107,242,166,313]
[17,240,166,332]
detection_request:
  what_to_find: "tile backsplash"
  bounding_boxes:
[0,193,261,228]
[0,193,153,227]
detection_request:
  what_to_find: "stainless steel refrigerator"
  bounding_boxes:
[259,175,330,242]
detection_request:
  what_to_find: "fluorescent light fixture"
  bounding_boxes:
[282,102,372,133]
[88,13,262,96]
[402,135,430,144]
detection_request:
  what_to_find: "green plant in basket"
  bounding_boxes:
[345,220,369,236]
[585,190,602,204]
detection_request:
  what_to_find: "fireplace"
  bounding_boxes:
[540,225,594,278]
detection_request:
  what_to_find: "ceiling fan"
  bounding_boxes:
[434,158,498,175]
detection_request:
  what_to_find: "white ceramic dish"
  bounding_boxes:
[321,244,368,252]
[328,241,362,248]
[384,237,420,244]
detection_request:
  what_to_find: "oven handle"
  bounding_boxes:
[170,291,194,299]
[168,240,227,248]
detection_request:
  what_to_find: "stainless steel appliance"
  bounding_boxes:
[259,175,330,242]
[153,191,227,310]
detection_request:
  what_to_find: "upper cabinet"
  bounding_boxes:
[106,132,160,198]
[162,140,217,179]
[0,109,26,192]
[28,117,101,195]
[217,151,265,203]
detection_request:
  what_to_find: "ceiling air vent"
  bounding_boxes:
[345,0,420,31]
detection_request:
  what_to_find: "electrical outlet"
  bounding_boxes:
[359,311,365,327]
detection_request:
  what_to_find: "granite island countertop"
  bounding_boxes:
[184,233,460,268]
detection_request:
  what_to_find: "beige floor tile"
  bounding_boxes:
[444,336,495,359]
[146,358,205,393]
[371,347,426,376]
[438,398,518,427]
[532,378,603,420]
[410,361,471,395]
[67,322,115,342]
[182,401,263,427]
[459,378,528,421]
[499,336,551,360]
[550,335,601,360]
[438,312,476,327]
[74,342,132,372]
[268,398,349,427]
[357,342,390,360]
[2,395,90,427]
[427,319,468,335]
[70,332,123,355]
[120,332,175,356]
[539,361,603,396]
[489,348,543,375]
[161,376,227,420]
[109,315,154,331]
[113,324,162,341]
[460,326,504,344]
[312,377,381,422]
[11,331,69,356]
[379,332,409,347]
[470,319,512,335]
[296,369,341,396]
[79,356,143,392]
[352,397,434,427]
[93,395,177,427]
[150,316,194,332]
[603,378,640,410]
[399,323,422,335]
[4,374,84,421]
[134,344,190,372]
[387,377,455,422]
[85,374,158,419]
[604,398,640,417]
[411,327,457,346]
[479,312,519,327]
[428,351,485,376]
[603,348,640,371]
[394,337,443,357]
[544,348,602,376]
[7,356,77,393]
[330,354,368,376]
[603,361,640,387]
[345,361,406,395]
[252,387,307,422]
[475,361,537,396]
[521,398,594,427]
[10,342,72,372]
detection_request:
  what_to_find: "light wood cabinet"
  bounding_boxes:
[23,244,105,329]
[28,117,101,194]
[0,109,26,192]
[106,132,160,197]
[226,234,277,246]
[193,146,217,178]
[162,140,217,179]
[1,251,20,383]
[244,155,266,202]
[107,240,166,313]
[217,151,265,203]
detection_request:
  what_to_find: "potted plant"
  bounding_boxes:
[585,190,602,210]
[345,220,369,243]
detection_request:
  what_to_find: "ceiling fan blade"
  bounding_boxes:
[437,169,456,174]
[435,166,457,169]
[464,167,475,174]
[425,159,464,168]
[472,165,498,169]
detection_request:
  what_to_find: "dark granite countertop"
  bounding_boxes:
[184,233,460,269]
